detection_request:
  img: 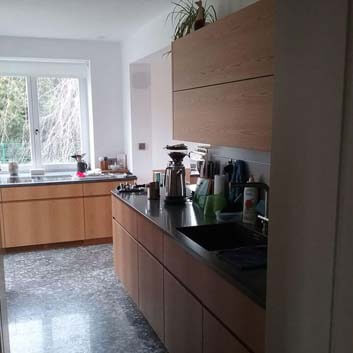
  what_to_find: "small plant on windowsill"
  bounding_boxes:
[167,0,217,41]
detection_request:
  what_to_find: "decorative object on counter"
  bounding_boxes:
[71,153,88,176]
[116,152,127,169]
[242,176,258,225]
[8,161,18,177]
[99,154,129,174]
[167,0,217,40]
[117,183,145,193]
[98,156,109,172]
[203,193,227,217]
[147,181,160,200]
[193,177,212,208]
[228,160,249,211]
[213,174,226,195]
[153,171,165,187]
[164,144,187,204]
[229,181,270,236]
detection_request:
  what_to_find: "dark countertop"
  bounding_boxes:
[112,190,267,308]
[0,174,137,188]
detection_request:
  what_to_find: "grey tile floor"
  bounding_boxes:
[4,244,167,353]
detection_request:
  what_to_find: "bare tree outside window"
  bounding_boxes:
[37,77,82,164]
[0,76,32,164]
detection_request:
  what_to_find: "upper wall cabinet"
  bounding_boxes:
[172,0,275,152]
[172,0,274,91]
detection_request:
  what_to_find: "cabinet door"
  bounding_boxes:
[203,309,249,353]
[112,197,137,238]
[1,184,83,201]
[173,76,273,152]
[164,235,266,353]
[137,215,164,262]
[172,0,274,91]
[83,182,117,196]
[164,270,202,353]
[2,198,85,247]
[84,195,112,239]
[113,220,139,305]
[138,245,164,341]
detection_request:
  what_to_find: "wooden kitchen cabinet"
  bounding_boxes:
[84,195,112,239]
[164,235,265,353]
[83,181,120,239]
[172,0,274,91]
[83,181,119,196]
[173,76,273,152]
[2,198,85,247]
[137,215,164,262]
[1,183,83,202]
[203,309,250,353]
[138,245,164,341]
[164,269,202,353]
[112,197,137,238]
[113,219,139,305]
[172,0,274,152]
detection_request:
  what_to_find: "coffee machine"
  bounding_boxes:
[164,145,187,204]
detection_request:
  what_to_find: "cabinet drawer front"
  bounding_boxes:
[173,76,273,152]
[3,198,85,247]
[203,309,250,353]
[164,270,202,353]
[1,184,83,202]
[113,220,139,305]
[112,197,137,238]
[137,215,164,262]
[164,236,265,353]
[172,0,274,91]
[84,195,112,239]
[138,246,164,341]
[83,181,118,196]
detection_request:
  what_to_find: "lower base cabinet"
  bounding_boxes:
[113,220,139,305]
[84,195,112,239]
[138,245,164,341]
[164,269,202,353]
[112,196,264,353]
[203,309,249,353]
[2,198,85,247]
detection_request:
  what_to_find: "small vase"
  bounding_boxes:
[8,162,19,177]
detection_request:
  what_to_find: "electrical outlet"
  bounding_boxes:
[138,143,146,150]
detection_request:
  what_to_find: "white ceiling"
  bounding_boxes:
[0,0,172,42]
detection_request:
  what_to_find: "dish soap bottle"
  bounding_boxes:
[242,176,258,224]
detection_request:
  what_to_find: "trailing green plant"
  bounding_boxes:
[167,0,217,40]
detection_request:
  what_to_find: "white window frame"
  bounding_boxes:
[0,59,91,173]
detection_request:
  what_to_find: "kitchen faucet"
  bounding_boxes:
[229,182,270,236]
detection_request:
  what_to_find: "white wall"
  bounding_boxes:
[129,63,152,183]
[0,36,123,168]
[129,50,199,183]
[121,0,258,174]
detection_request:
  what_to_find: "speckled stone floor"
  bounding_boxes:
[4,244,167,353]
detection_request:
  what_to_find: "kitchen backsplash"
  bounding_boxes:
[210,146,271,185]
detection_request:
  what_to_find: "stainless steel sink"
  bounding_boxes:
[177,223,266,252]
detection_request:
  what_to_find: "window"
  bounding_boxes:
[0,59,90,171]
